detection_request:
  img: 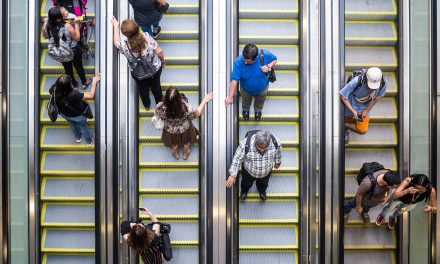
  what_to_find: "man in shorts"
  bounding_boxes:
[340,67,387,144]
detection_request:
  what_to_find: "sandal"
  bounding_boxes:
[183,148,191,160]
[82,77,92,90]
[172,148,180,160]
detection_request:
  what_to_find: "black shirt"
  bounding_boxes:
[59,90,87,117]
[399,185,432,204]
[128,0,163,26]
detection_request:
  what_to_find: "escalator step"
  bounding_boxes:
[40,74,93,99]
[43,254,95,264]
[239,45,298,70]
[239,226,298,250]
[139,169,198,193]
[41,177,94,201]
[239,20,299,45]
[139,195,199,219]
[139,143,199,168]
[139,92,199,117]
[40,49,95,74]
[267,70,299,96]
[163,221,198,243]
[161,66,199,90]
[345,148,397,173]
[239,122,299,147]
[345,21,397,46]
[238,96,299,121]
[41,203,94,227]
[40,0,96,18]
[344,251,395,264]
[345,123,397,147]
[40,100,95,125]
[42,228,95,253]
[41,151,95,176]
[164,247,198,263]
[345,0,397,21]
[239,173,299,198]
[159,15,199,40]
[240,200,298,224]
[168,0,199,14]
[239,0,299,19]
[41,34,95,49]
[139,117,199,143]
[344,226,396,249]
[344,205,388,225]
[41,126,95,150]
[344,72,398,96]
[157,41,199,65]
[239,252,298,264]
[345,46,398,71]
[368,97,398,121]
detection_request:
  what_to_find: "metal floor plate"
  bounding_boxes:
[239,200,298,221]
[42,178,94,199]
[368,97,398,121]
[239,0,299,19]
[140,195,198,216]
[239,20,299,44]
[239,173,298,196]
[345,148,397,173]
[344,226,395,247]
[239,45,299,70]
[139,144,199,165]
[345,46,398,71]
[345,0,397,20]
[161,66,199,90]
[41,50,95,74]
[238,96,299,121]
[157,41,199,65]
[140,169,199,190]
[42,152,95,174]
[42,204,94,225]
[43,229,95,250]
[345,203,388,224]
[239,226,297,247]
[239,122,299,146]
[344,251,395,264]
[159,15,199,40]
[41,126,95,148]
[165,247,199,264]
[267,70,299,95]
[44,254,95,264]
[345,21,397,46]
[346,123,397,147]
[239,252,298,264]
[165,221,198,241]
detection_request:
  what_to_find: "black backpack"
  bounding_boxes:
[356,162,386,196]
[244,130,279,155]
[125,40,157,80]
[346,69,385,90]
[146,222,173,261]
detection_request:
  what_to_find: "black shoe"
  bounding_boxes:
[152,26,161,39]
[242,111,250,120]
[259,193,267,201]
[240,193,247,200]
[255,111,262,121]
[344,129,350,145]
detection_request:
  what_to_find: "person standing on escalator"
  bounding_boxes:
[340,67,387,144]
[128,0,169,38]
[224,44,278,121]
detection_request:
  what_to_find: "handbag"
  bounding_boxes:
[155,1,169,13]
[260,49,276,83]
[47,86,59,123]
[151,114,164,130]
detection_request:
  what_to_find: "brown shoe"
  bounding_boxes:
[361,213,370,225]
[172,148,180,160]
[183,148,191,160]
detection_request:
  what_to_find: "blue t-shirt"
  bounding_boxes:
[231,50,277,96]
[340,76,387,117]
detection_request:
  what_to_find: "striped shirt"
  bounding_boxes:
[229,135,282,178]
[139,230,163,264]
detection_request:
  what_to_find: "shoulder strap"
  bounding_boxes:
[124,40,139,59]
[260,49,264,67]
[367,173,377,199]
[244,131,278,155]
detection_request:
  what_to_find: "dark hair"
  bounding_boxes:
[121,19,147,54]
[51,74,74,105]
[410,173,431,188]
[163,87,188,119]
[127,224,154,253]
[383,171,401,186]
[242,44,258,61]
[46,7,66,46]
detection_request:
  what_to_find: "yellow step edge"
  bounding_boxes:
[239,9,298,13]
[240,219,298,224]
[240,245,298,251]
[171,241,199,246]
[344,245,396,250]
[244,194,299,199]
[240,19,298,23]
[41,222,95,228]
[139,188,199,194]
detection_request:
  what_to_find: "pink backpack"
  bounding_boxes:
[52,0,88,16]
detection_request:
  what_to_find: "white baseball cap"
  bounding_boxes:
[366,67,383,89]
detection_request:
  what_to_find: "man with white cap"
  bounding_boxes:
[340,67,387,143]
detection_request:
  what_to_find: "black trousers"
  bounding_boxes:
[132,67,163,109]
[61,45,87,87]
[240,167,272,195]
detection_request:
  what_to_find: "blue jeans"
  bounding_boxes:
[344,198,372,214]
[379,189,408,219]
[61,114,94,144]
[140,22,160,37]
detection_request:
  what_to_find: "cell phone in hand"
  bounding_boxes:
[357,113,363,121]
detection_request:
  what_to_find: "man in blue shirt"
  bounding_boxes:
[225,44,277,121]
[340,67,387,143]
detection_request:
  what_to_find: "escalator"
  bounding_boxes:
[344,0,399,262]
[39,0,97,262]
[136,0,201,262]
[236,0,300,262]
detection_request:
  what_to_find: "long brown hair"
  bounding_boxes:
[127,224,154,253]
[163,87,188,119]
[121,19,147,54]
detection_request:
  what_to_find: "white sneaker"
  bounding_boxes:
[76,138,82,143]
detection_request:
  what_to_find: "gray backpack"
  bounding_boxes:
[48,28,74,62]
[125,40,157,80]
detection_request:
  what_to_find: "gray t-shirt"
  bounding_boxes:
[356,169,389,207]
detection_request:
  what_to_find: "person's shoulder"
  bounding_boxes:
[234,55,244,65]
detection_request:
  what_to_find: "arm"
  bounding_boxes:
[274,143,282,169]
[67,19,81,41]
[41,22,48,39]
[424,188,438,213]
[225,143,246,187]
[361,97,381,117]
[83,74,101,100]
[156,0,167,4]
[112,17,121,48]
[340,95,357,117]
[355,194,364,213]
[141,208,161,236]
[194,93,214,117]
[393,177,412,199]
[224,80,238,106]
[154,45,166,65]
